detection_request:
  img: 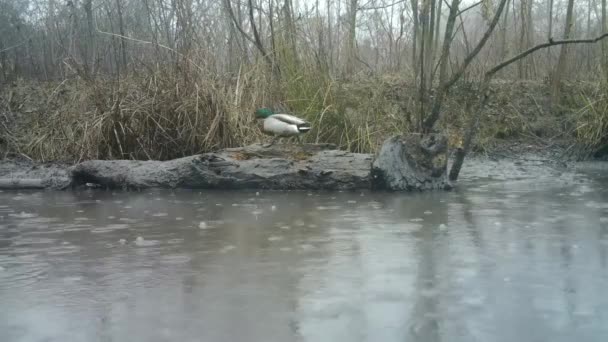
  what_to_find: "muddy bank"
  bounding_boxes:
[0,141,602,191]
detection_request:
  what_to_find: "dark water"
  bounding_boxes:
[1,172,608,341]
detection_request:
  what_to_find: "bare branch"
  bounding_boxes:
[486,33,608,78]
[358,0,408,11]
[423,0,508,130]
[444,0,509,90]
[223,0,257,47]
[449,32,608,181]
[457,1,482,16]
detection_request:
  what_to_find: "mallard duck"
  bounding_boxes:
[255,108,311,146]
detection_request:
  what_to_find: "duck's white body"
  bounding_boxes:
[262,114,311,137]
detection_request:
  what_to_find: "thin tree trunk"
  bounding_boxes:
[421,0,460,131]
[116,0,128,70]
[84,0,95,77]
[345,0,358,75]
[526,0,536,77]
[433,0,442,61]
[427,0,436,84]
[418,0,431,130]
[411,0,419,77]
[603,0,608,80]
[500,0,511,58]
[551,0,575,102]
[327,0,333,72]
[518,0,528,79]
[547,0,553,66]
[588,0,593,73]
[283,0,299,66]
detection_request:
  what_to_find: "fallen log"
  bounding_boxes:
[3,135,452,191]
[71,143,374,190]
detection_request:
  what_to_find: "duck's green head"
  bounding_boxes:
[255,108,274,119]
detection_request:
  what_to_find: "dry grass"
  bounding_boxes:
[0,63,413,161]
[1,65,607,162]
[572,83,608,156]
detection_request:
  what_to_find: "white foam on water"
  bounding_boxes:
[175,217,184,221]
[410,218,424,222]
[91,224,130,234]
[316,205,343,210]
[586,201,608,209]
[8,212,38,219]
[299,244,315,251]
[439,224,447,230]
[268,236,283,242]
[198,222,207,229]
[271,205,277,211]
[279,247,292,252]
[424,210,433,215]
[152,212,168,217]
[280,225,291,230]
[160,255,192,265]
[219,245,236,253]
[134,236,159,247]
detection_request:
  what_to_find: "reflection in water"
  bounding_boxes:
[0,174,607,342]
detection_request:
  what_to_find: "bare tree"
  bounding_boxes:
[551,0,576,102]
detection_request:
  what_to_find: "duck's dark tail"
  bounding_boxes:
[297,122,311,133]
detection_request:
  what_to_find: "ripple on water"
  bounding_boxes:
[160,255,192,265]
[8,212,38,219]
[586,201,608,209]
[316,206,343,210]
[90,224,130,234]
[134,237,160,247]
[0,257,48,289]
[60,224,94,232]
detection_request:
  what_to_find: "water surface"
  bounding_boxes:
[1,169,608,342]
